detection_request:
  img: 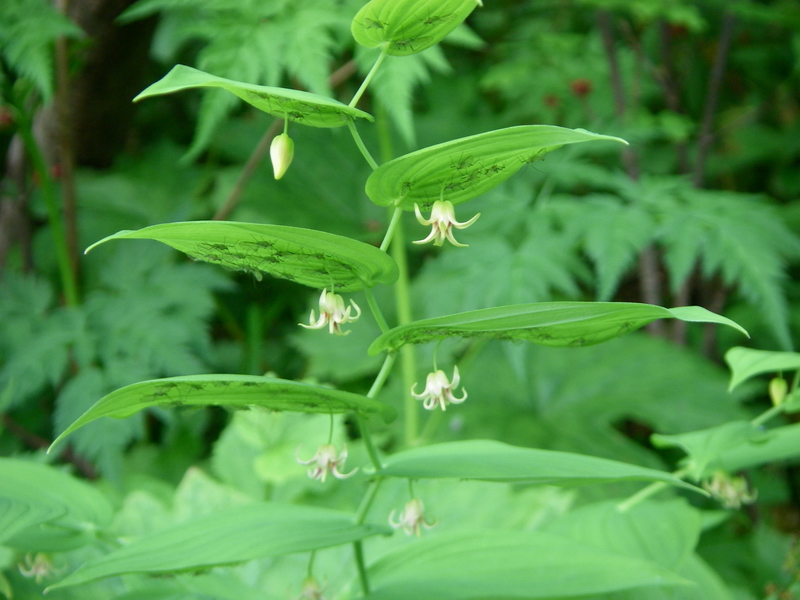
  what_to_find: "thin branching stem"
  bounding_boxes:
[353,541,370,595]
[380,206,403,252]
[349,49,388,109]
[752,405,783,428]
[347,120,379,170]
[364,286,390,334]
[354,478,384,525]
[616,466,691,512]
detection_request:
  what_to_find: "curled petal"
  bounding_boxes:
[452,212,481,229]
[414,204,433,226]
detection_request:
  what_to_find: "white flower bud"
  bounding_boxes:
[270,133,294,180]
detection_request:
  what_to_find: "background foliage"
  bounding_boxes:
[2,0,800,598]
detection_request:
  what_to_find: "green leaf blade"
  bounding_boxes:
[352,0,480,56]
[368,302,748,355]
[85,221,398,291]
[49,503,390,589]
[724,346,800,391]
[365,530,690,600]
[365,125,628,210]
[134,65,373,128]
[376,440,702,492]
[50,374,396,451]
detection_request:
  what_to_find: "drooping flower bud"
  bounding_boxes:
[769,377,788,407]
[270,133,294,180]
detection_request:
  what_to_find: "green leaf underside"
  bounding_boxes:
[365,125,628,210]
[0,459,113,551]
[85,221,398,292]
[724,346,800,391]
[368,302,748,354]
[352,0,479,56]
[376,440,702,492]
[49,503,390,589]
[50,374,396,450]
[134,65,373,128]
[364,530,689,600]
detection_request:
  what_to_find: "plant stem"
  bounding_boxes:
[358,353,397,472]
[13,109,79,306]
[347,120,379,170]
[353,541,370,595]
[354,477,384,524]
[349,50,388,109]
[380,206,403,252]
[364,286,390,334]
[368,352,397,399]
[616,467,690,512]
[752,405,783,428]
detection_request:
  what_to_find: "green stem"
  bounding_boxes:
[752,404,784,428]
[349,49,388,109]
[354,477,384,525]
[347,120,379,170]
[358,415,383,472]
[368,352,397,399]
[353,541,371,595]
[380,207,403,252]
[616,467,691,512]
[14,108,79,306]
[364,286,390,334]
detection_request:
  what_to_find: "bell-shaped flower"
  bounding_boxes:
[411,366,467,411]
[702,471,757,509]
[296,443,357,482]
[389,498,436,537]
[299,289,361,335]
[413,200,480,247]
[297,576,326,600]
[270,132,295,180]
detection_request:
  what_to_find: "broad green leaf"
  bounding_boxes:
[0,458,113,551]
[724,346,800,391]
[718,422,800,472]
[51,374,396,450]
[352,0,480,56]
[651,421,764,480]
[544,499,701,571]
[134,65,373,128]
[49,502,390,589]
[375,440,702,492]
[365,125,627,210]
[368,302,748,354]
[85,221,398,292]
[364,530,689,600]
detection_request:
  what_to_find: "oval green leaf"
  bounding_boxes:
[724,346,800,391]
[50,374,396,451]
[375,440,702,492]
[0,458,113,551]
[352,0,480,56]
[365,125,627,210]
[368,302,748,354]
[49,503,390,590]
[85,221,398,292]
[134,65,373,128]
[364,530,689,600]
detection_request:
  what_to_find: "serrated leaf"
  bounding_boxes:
[724,346,800,391]
[651,421,764,480]
[0,458,113,551]
[48,502,390,589]
[364,530,689,600]
[375,440,702,492]
[134,65,373,128]
[50,374,396,450]
[84,221,398,291]
[365,125,627,210]
[368,302,748,355]
[352,0,479,56]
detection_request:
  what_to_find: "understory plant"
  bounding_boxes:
[5,1,800,599]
